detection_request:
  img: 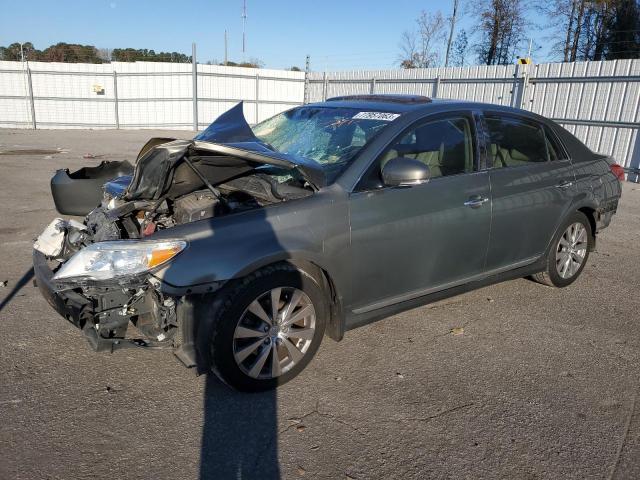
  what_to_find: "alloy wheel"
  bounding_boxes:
[232,287,316,379]
[555,222,588,279]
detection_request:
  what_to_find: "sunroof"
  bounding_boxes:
[326,94,432,104]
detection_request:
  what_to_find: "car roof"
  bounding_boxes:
[305,94,539,118]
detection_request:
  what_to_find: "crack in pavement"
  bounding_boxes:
[606,384,639,480]
[375,402,475,425]
[279,400,367,436]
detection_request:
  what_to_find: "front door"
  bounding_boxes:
[348,113,492,313]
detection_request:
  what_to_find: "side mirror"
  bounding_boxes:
[381,157,431,187]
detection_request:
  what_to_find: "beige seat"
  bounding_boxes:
[491,143,531,168]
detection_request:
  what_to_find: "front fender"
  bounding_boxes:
[150,189,350,298]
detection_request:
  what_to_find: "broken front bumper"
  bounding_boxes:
[33,249,196,360]
[33,249,93,329]
[33,249,157,352]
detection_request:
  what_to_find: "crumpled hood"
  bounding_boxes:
[124,103,325,201]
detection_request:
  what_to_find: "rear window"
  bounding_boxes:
[485,115,548,168]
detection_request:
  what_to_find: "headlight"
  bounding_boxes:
[53,240,187,281]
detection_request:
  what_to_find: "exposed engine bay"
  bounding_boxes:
[33,103,320,363]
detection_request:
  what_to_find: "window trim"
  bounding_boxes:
[353,110,481,192]
[543,125,571,161]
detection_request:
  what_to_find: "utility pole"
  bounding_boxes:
[241,0,247,61]
[20,42,36,129]
[303,54,310,104]
[192,42,198,132]
[224,29,228,66]
[444,0,459,68]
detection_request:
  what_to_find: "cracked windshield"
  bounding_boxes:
[253,106,394,176]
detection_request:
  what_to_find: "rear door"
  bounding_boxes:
[482,112,576,272]
[348,112,492,313]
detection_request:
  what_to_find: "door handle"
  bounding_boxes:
[464,196,489,208]
[556,180,573,189]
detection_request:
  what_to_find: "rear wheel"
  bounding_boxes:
[196,264,326,391]
[532,211,593,288]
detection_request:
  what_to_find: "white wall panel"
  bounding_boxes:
[1,59,639,175]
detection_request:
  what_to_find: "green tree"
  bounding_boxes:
[0,42,39,61]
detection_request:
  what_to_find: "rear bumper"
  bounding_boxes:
[33,249,93,329]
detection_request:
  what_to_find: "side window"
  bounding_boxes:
[380,117,474,179]
[485,115,548,168]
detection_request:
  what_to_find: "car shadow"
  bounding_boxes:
[157,181,298,479]
[199,375,280,479]
[0,267,34,313]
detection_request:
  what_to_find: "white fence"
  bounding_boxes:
[0,60,304,130]
[1,58,639,178]
[308,59,640,176]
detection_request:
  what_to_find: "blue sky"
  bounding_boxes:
[0,0,548,70]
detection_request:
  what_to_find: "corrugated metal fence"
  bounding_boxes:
[307,60,640,179]
[1,58,639,179]
[0,60,304,130]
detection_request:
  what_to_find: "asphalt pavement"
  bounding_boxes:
[1,128,639,479]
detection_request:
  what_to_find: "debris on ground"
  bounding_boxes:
[1,280,7,287]
[450,327,464,336]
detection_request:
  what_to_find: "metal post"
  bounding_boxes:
[192,42,198,131]
[432,76,441,98]
[255,72,260,124]
[303,55,310,104]
[224,30,228,66]
[26,68,36,129]
[630,131,640,183]
[113,71,119,129]
[518,72,530,109]
[322,72,328,101]
[510,63,521,108]
[370,77,377,94]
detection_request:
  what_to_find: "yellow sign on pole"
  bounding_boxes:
[517,57,533,65]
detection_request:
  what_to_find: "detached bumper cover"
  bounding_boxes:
[33,249,93,329]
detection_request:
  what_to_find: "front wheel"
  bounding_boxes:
[532,211,593,288]
[196,264,326,391]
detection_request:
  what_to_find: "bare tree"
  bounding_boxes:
[398,10,447,68]
[451,29,469,66]
[541,0,640,62]
[399,30,420,68]
[474,0,527,65]
[97,48,112,62]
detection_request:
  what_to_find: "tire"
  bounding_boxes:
[532,211,593,288]
[195,263,326,392]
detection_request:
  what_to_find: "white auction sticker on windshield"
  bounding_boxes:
[352,111,400,121]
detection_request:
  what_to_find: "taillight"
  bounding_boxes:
[610,163,625,182]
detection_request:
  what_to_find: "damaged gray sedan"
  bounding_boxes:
[34,95,623,391]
